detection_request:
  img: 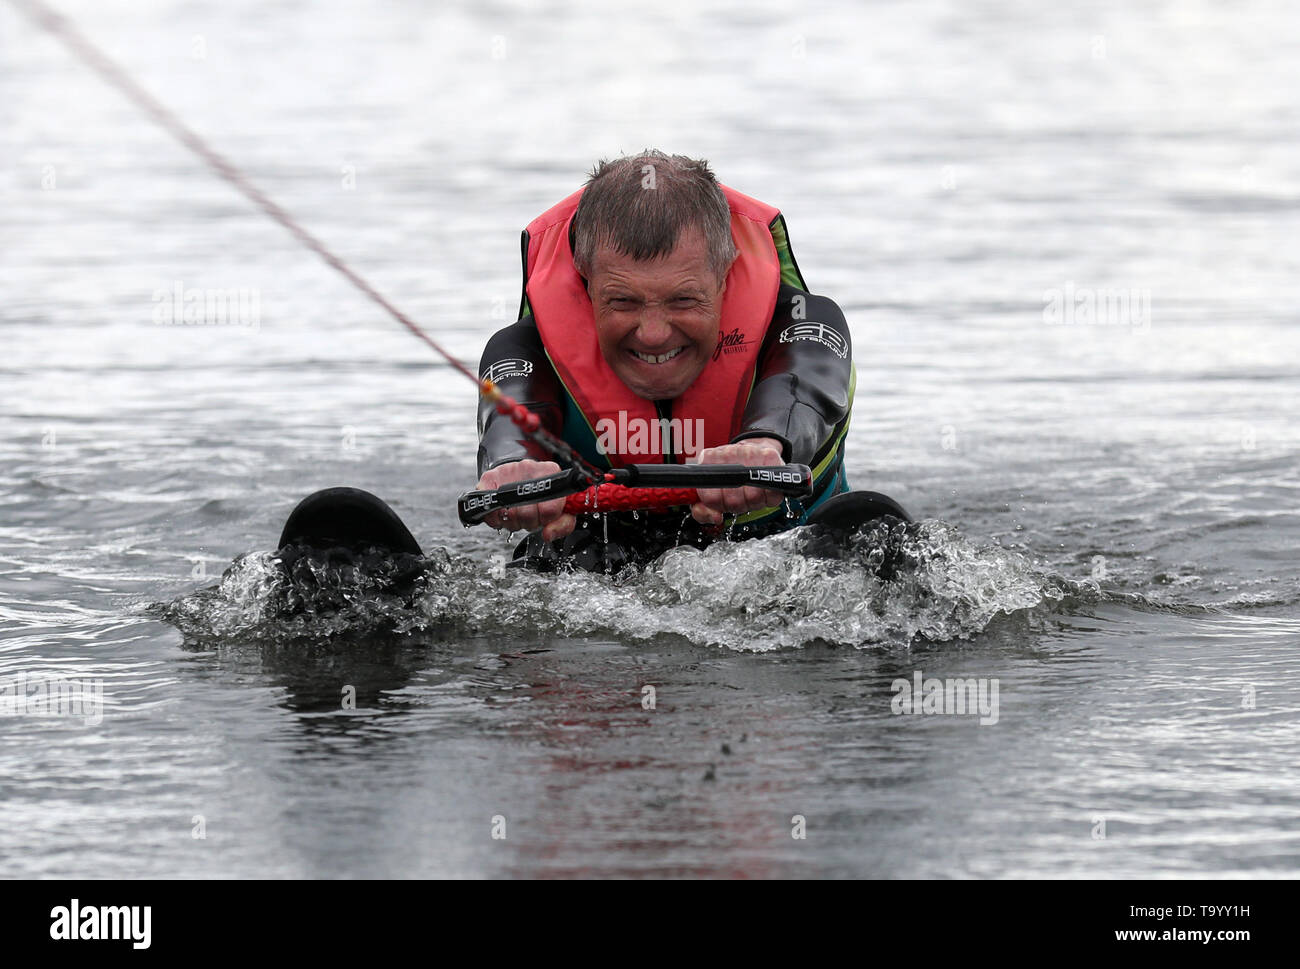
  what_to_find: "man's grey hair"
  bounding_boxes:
[571,150,738,283]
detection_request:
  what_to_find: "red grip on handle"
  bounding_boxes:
[563,484,700,515]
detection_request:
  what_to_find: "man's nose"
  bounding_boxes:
[637,303,673,344]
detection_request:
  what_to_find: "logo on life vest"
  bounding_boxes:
[713,327,753,361]
[481,358,534,384]
[778,322,848,359]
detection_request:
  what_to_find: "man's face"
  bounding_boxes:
[587,227,728,401]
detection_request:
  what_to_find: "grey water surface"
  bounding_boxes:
[1,0,1298,877]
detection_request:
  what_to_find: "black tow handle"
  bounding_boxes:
[457,465,592,526]
[457,463,813,526]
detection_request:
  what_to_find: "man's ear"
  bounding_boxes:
[717,257,735,294]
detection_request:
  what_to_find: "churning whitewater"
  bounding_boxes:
[154,518,1105,650]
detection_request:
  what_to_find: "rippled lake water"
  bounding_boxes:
[2,0,1298,877]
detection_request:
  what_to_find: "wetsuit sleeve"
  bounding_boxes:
[476,314,564,475]
[733,284,852,467]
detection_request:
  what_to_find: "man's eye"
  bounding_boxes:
[671,298,700,309]
[608,297,635,308]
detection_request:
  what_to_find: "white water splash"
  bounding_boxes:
[154,521,1091,650]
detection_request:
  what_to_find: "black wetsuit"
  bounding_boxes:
[476,284,860,571]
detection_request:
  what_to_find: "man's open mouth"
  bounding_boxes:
[629,346,686,365]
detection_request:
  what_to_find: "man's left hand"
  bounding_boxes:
[689,436,786,525]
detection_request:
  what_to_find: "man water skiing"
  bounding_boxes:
[277,150,909,576]
[475,150,906,572]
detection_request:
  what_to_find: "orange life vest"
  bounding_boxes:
[520,184,784,467]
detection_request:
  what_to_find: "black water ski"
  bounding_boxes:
[278,487,421,555]
[275,488,425,606]
[803,490,912,536]
[799,490,915,580]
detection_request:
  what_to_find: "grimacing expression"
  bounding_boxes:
[586,227,730,401]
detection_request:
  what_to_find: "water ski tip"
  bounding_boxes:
[798,491,915,580]
[803,490,912,537]
[277,487,422,556]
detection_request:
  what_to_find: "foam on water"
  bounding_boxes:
[152,519,1100,651]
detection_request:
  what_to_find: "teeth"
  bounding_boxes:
[631,347,684,365]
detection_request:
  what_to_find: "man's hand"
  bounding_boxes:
[689,436,786,525]
[475,460,577,541]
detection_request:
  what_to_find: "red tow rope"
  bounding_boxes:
[12,0,594,480]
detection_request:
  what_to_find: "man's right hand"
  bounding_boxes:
[475,460,577,541]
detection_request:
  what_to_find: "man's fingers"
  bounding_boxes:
[695,486,722,507]
[694,485,785,521]
[711,485,768,515]
[690,502,724,526]
[688,438,787,520]
[542,514,577,542]
[474,460,566,533]
[721,487,749,515]
[484,493,570,534]
[523,496,568,534]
